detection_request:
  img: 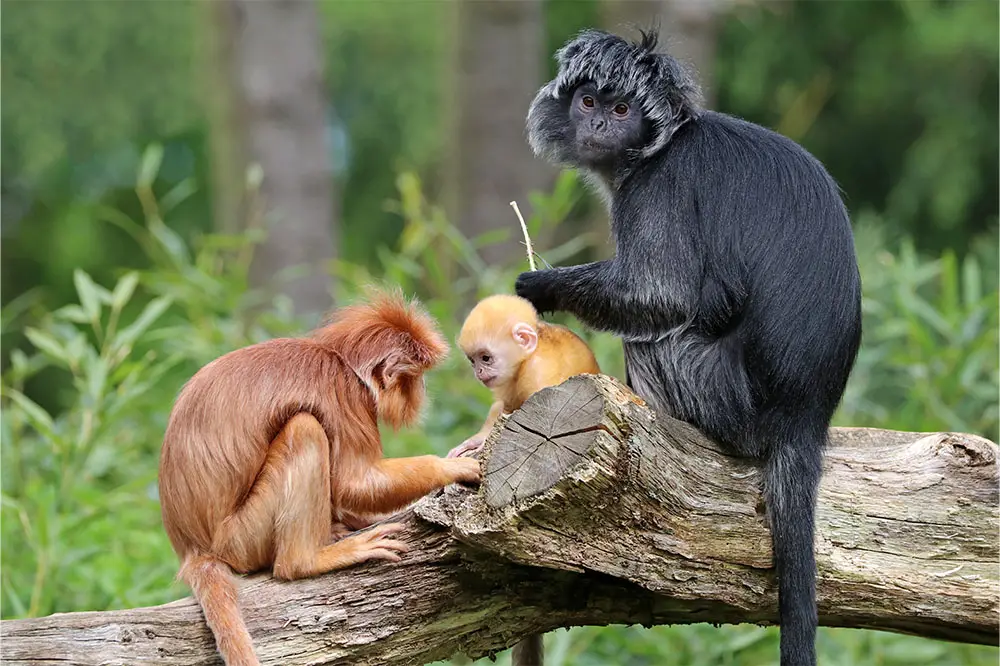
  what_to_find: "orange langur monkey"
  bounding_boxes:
[158,290,481,666]
[447,294,600,459]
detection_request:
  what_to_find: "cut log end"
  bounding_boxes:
[483,375,609,507]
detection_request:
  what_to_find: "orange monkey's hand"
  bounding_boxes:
[441,456,482,485]
[447,434,486,458]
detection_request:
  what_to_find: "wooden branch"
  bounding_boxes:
[3,375,997,665]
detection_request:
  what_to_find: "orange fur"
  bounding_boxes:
[448,294,600,457]
[159,289,480,666]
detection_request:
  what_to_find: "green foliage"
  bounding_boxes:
[110,145,303,367]
[0,151,302,621]
[0,0,199,182]
[1,269,181,617]
[318,0,455,264]
[444,623,998,666]
[839,218,999,441]
[3,172,997,666]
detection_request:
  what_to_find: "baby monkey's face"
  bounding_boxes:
[459,315,539,392]
[464,339,522,389]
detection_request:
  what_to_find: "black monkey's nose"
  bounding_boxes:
[590,117,606,131]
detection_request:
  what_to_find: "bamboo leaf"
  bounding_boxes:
[137,143,164,188]
[2,388,57,442]
[73,270,104,321]
[110,273,140,312]
[23,329,69,365]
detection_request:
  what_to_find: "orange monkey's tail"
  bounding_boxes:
[180,555,259,666]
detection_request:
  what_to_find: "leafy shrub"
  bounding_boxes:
[839,217,999,441]
[1,270,181,616]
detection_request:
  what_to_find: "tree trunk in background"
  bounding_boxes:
[601,0,723,106]
[451,0,547,268]
[201,1,250,237]
[203,0,337,319]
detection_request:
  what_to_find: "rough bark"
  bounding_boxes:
[2,375,997,666]
[206,0,337,318]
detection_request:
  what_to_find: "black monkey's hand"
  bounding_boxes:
[515,269,561,314]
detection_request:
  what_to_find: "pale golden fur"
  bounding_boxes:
[449,294,600,458]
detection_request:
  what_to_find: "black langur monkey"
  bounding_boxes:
[515,29,862,666]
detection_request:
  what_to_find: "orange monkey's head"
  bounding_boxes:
[316,288,448,428]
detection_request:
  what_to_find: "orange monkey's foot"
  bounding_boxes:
[447,434,486,458]
[307,523,410,574]
[330,522,353,541]
[441,455,482,486]
[275,523,411,579]
[331,513,380,540]
[343,523,411,564]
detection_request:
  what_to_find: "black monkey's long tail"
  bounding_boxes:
[765,433,824,666]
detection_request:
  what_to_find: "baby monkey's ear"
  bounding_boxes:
[511,323,538,354]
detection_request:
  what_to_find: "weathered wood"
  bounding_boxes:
[2,374,997,665]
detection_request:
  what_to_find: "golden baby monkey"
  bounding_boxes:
[447,294,600,458]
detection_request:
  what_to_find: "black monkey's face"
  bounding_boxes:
[527,30,702,179]
[569,84,647,168]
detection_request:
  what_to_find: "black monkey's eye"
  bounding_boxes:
[613,103,629,116]
[581,95,595,109]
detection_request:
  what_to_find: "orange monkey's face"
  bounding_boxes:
[376,369,429,430]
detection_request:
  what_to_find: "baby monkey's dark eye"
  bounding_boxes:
[613,102,629,116]
[480,353,492,363]
[581,95,596,109]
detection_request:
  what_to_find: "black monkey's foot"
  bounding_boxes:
[515,270,559,314]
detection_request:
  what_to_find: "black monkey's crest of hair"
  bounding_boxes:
[531,29,703,162]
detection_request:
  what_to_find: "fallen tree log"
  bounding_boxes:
[2,374,997,665]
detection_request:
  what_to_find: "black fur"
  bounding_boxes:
[516,29,862,666]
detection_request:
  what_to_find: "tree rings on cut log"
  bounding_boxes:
[483,375,607,507]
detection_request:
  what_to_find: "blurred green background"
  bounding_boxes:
[1,1,997,665]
